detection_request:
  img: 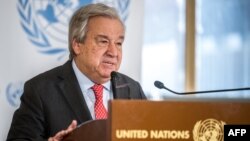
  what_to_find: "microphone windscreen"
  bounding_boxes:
[154,81,165,89]
[111,71,117,78]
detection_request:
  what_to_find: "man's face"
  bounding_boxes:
[73,16,125,84]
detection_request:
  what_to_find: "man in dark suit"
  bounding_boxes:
[7,3,146,141]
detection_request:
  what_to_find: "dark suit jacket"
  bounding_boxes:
[7,61,146,141]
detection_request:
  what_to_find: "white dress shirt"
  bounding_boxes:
[72,60,113,119]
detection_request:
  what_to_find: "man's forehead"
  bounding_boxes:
[86,17,125,40]
[87,16,124,30]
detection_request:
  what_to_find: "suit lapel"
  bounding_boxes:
[57,61,92,123]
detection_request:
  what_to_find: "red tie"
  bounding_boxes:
[91,84,107,119]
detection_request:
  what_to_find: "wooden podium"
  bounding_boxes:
[63,119,107,141]
[63,100,250,141]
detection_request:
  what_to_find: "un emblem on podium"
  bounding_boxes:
[17,0,130,60]
[193,118,225,141]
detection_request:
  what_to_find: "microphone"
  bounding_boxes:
[111,71,118,98]
[154,80,250,95]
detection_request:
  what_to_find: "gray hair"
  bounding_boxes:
[68,3,124,60]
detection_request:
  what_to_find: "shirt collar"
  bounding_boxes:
[72,60,111,91]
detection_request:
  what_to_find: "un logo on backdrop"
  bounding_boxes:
[6,82,24,107]
[17,0,130,60]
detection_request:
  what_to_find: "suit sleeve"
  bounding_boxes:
[7,81,47,141]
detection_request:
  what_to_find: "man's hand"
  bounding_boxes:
[48,120,77,141]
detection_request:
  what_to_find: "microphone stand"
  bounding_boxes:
[154,81,250,95]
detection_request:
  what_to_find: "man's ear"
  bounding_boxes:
[72,39,82,55]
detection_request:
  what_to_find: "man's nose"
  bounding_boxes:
[107,43,118,57]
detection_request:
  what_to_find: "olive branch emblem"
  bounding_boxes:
[117,0,130,21]
[17,0,67,59]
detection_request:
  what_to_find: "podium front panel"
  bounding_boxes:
[108,100,250,141]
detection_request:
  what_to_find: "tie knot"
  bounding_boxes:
[91,84,104,98]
